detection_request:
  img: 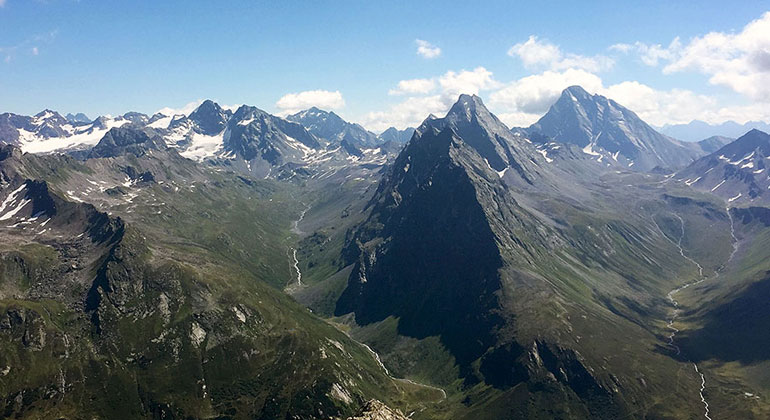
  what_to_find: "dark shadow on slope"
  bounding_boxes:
[335,128,505,375]
[678,271,770,364]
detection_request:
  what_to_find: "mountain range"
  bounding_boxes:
[659,120,770,142]
[676,129,770,205]
[524,86,726,171]
[2,87,770,419]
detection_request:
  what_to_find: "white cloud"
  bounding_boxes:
[604,81,770,126]
[362,64,770,131]
[361,95,451,133]
[31,47,38,55]
[489,67,763,128]
[438,66,500,97]
[275,89,345,115]
[611,38,682,66]
[609,43,633,54]
[219,103,241,113]
[361,95,446,133]
[602,81,717,126]
[662,12,770,101]
[489,68,604,126]
[637,39,682,66]
[156,99,204,117]
[0,0,6,7]
[616,12,770,102]
[508,35,614,72]
[416,39,441,59]
[362,67,500,131]
[361,14,770,132]
[389,78,436,95]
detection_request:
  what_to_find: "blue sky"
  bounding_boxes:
[1,0,769,131]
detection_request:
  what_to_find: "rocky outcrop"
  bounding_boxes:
[88,126,166,158]
[342,400,408,420]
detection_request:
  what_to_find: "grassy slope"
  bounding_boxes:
[0,152,437,419]
[293,165,763,419]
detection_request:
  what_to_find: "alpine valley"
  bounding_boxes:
[2,86,770,420]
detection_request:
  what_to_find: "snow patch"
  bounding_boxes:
[537,148,554,163]
[21,118,130,154]
[685,177,701,186]
[0,185,30,221]
[711,180,726,192]
[179,130,226,161]
[148,115,174,129]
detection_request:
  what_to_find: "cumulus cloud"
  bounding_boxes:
[615,12,770,102]
[489,70,765,128]
[359,13,770,132]
[663,12,770,101]
[364,67,502,131]
[438,66,500,97]
[361,95,446,133]
[508,36,614,72]
[604,80,770,126]
[275,89,345,115]
[389,78,436,95]
[489,68,603,126]
[416,39,441,59]
[488,69,729,128]
[31,47,38,55]
[156,99,204,117]
[362,63,770,131]
[602,81,717,126]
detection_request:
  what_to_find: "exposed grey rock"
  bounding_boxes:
[528,86,705,171]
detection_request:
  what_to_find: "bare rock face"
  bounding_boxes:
[342,400,407,420]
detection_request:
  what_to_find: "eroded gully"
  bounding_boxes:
[287,203,447,408]
[657,207,738,420]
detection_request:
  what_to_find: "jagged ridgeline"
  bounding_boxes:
[1,88,770,419]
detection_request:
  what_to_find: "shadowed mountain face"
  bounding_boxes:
[88,126,166,158]
[333,95,715,418]
[677,129,770,205]
[680,269,770,364]
[378,127,415,144]
[337,127,508,367]
[528,86,705,171]
[288,107,380,147]
[224,105,321,163]
[336,98,557,373]
[65,112,91,124]
[188,99,230,135]
[418,94,553,188]
[697,135,733,153]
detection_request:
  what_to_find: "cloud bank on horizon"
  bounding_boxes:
[5,3,768,135]
[275,11,770,133]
